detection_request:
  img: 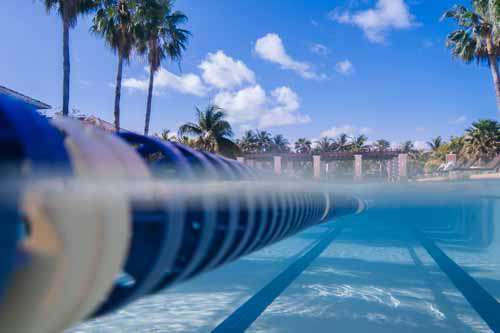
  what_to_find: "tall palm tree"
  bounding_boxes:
[44,0,97,116]
[178,104,238,156]
[255,130,272,153]
[271,134,290,153]
[427,136,444,152]
[351,134,369,152]
[237,130,257,154]
[373,139,391,152]
[92,0,138,130]
[463,119,500,162]
[294,138,312,154]
[443,1,500,111]
[136,0,191,135]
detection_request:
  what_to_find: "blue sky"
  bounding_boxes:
[0,0,498,148]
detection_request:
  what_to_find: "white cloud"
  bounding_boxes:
[214,85,267,124]
[320,124,372,138]
[214,85,310,128]
[449,115,467,125]
[310,43,330,56]
[255,33,325,79]
[260,87,310,127]
[335,60,355,75]
[198,51,255,90]
[123,67,208,96]
[329,0,416,43]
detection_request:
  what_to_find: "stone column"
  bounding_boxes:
[274,156,282,175]
[354,154,363,182]
[236,156,245,164]
[398,153,408,181]
[313,155,321,179]
[386,159,393,182]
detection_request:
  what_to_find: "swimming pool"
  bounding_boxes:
[69,180,500,333]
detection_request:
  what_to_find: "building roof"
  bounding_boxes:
[0,85,51,109]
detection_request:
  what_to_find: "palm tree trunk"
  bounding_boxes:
[62,20,70,116]
[144,66,155,136]
[114,54,124,131]
[488,54,500,113]
[487,37,500,113]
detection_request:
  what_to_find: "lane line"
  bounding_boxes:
[414,229,500,332]
[212,223,344,333]
[407,246,471,333]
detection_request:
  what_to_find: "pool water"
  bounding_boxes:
[69,181,500,333]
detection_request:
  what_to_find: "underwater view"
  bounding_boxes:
[68,181,500,333]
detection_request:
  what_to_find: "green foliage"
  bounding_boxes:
[462,119,500,163]
[178,104,239,157]
[44,0,98,27]
[91,0,138,60]
[294,138,312,154]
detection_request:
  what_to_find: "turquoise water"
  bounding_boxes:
[70,181,500,333]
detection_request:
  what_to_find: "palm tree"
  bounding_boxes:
[443,1,500,111]
[351,134,369,152]
[44,0,97,116]
[255,130,272,153]
[136,0,191,135]
[295,138,312,154]
[271,134,290,153]
[92,0,138,130]
[154,128,172,141]
[178,104,238,156]
[373,139,391,152]
[237,130,257,154]
[314,137,334,153]
[463,119,500,163]
[335,133,351,151]
[427,136,444,152]
[402,140,415,153]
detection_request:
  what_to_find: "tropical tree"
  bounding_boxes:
[295,138,312,154]
[462,119,500,163]
[177,104,238,156]
[92,0,138,130]
[372,139,391,152]
[271,134,290,153]
[154,128,172,141]
[443,1,500,112]
[427,136,444,152]
[314,137,334,153]
[44,0,97,116]
[351,134,369,152]
[136,0,191,135]
[335,133,351,152]
[237,130,258,154]
[255,130,273,153]
[402,140,415,153]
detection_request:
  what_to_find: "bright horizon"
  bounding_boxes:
[0,0,498,148]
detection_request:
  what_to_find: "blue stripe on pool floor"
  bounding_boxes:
[211,223,345,333]
[414,229,500,332]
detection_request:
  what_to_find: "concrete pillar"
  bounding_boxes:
[386,160,393,182]
[236,156,245,164]
[354,154,363,182]
[446,153,457,164]
[274,156,282,175]
[313,155,321,179]
[398,153,408,180]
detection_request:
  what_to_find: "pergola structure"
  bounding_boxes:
[238,151,409,182]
